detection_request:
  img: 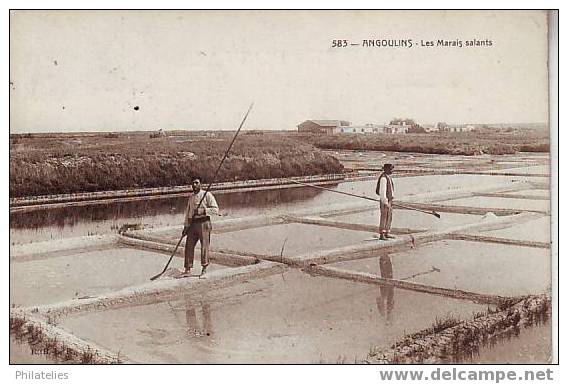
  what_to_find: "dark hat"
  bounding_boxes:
[383,163,394,171]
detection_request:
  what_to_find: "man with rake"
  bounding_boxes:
[181,176,219,277]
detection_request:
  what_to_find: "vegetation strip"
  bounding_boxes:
[10,133,345,198]
[348,168,548,178]
[365,294,550,364]
[10,309,125,364]
[447,233,550,249]
[306,131,549,156]
[305,265,509,305]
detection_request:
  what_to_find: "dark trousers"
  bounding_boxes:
[379,202,393,234]
[184,219,212,269]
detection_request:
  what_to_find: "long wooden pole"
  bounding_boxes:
[150,103,254,281]
[288,179,440,218]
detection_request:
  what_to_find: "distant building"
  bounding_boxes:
[150,128,167,138]
[385,118,418,134]
[297,120,351,134]
[436,122,475,132]
[339,123,386,134]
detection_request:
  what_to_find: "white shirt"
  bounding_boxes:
[184,190,219,225]
[377,174,394,204]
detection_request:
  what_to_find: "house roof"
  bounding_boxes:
[306,120,349,127]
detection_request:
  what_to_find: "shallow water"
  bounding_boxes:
[10,152,552,364]
[507,189,550,198]
[490,164,550,175]
[60,269,485,364]
[214,223,374,256]
[331,240,551,297]
[468,216,551,243]
[10,247,228,307]
[444,196,550,212]
[332,209,482,231]
[10,173,522,245]
[466,320,551,363]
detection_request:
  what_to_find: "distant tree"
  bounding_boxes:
[390,118,417,126]
[436,122,448,131]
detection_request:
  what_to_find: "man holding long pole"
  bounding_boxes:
[180,176,219,278]
[376,163,395,240]
[150,103,253,281]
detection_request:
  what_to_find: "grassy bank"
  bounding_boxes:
[305,130,550,155]
[10,132,343,197]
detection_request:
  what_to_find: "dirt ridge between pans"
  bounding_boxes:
[10,309,126,364]
[365,294,551,364]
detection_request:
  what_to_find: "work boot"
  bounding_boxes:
[179,268,191,278]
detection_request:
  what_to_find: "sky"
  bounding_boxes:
[9,10,550,133]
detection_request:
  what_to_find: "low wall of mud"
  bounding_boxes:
[118,235,260,266]
[365,294,551,364]
[10,309,125,364]
[10,174,347,212]
[306,265,511,306]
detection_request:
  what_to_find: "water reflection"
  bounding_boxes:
[10,186,324,244]
[11,187,324,230]
[185,299,213,339]
[376,254,394,325]
[10,198,185,230]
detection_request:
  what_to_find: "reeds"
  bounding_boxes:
[10,133,343,197]
[307,130,550,155]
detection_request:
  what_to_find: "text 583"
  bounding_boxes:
[331,39,349,47]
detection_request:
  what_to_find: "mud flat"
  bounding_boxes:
[58,270,485,364]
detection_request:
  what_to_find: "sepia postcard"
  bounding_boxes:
[8,9,557,371]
